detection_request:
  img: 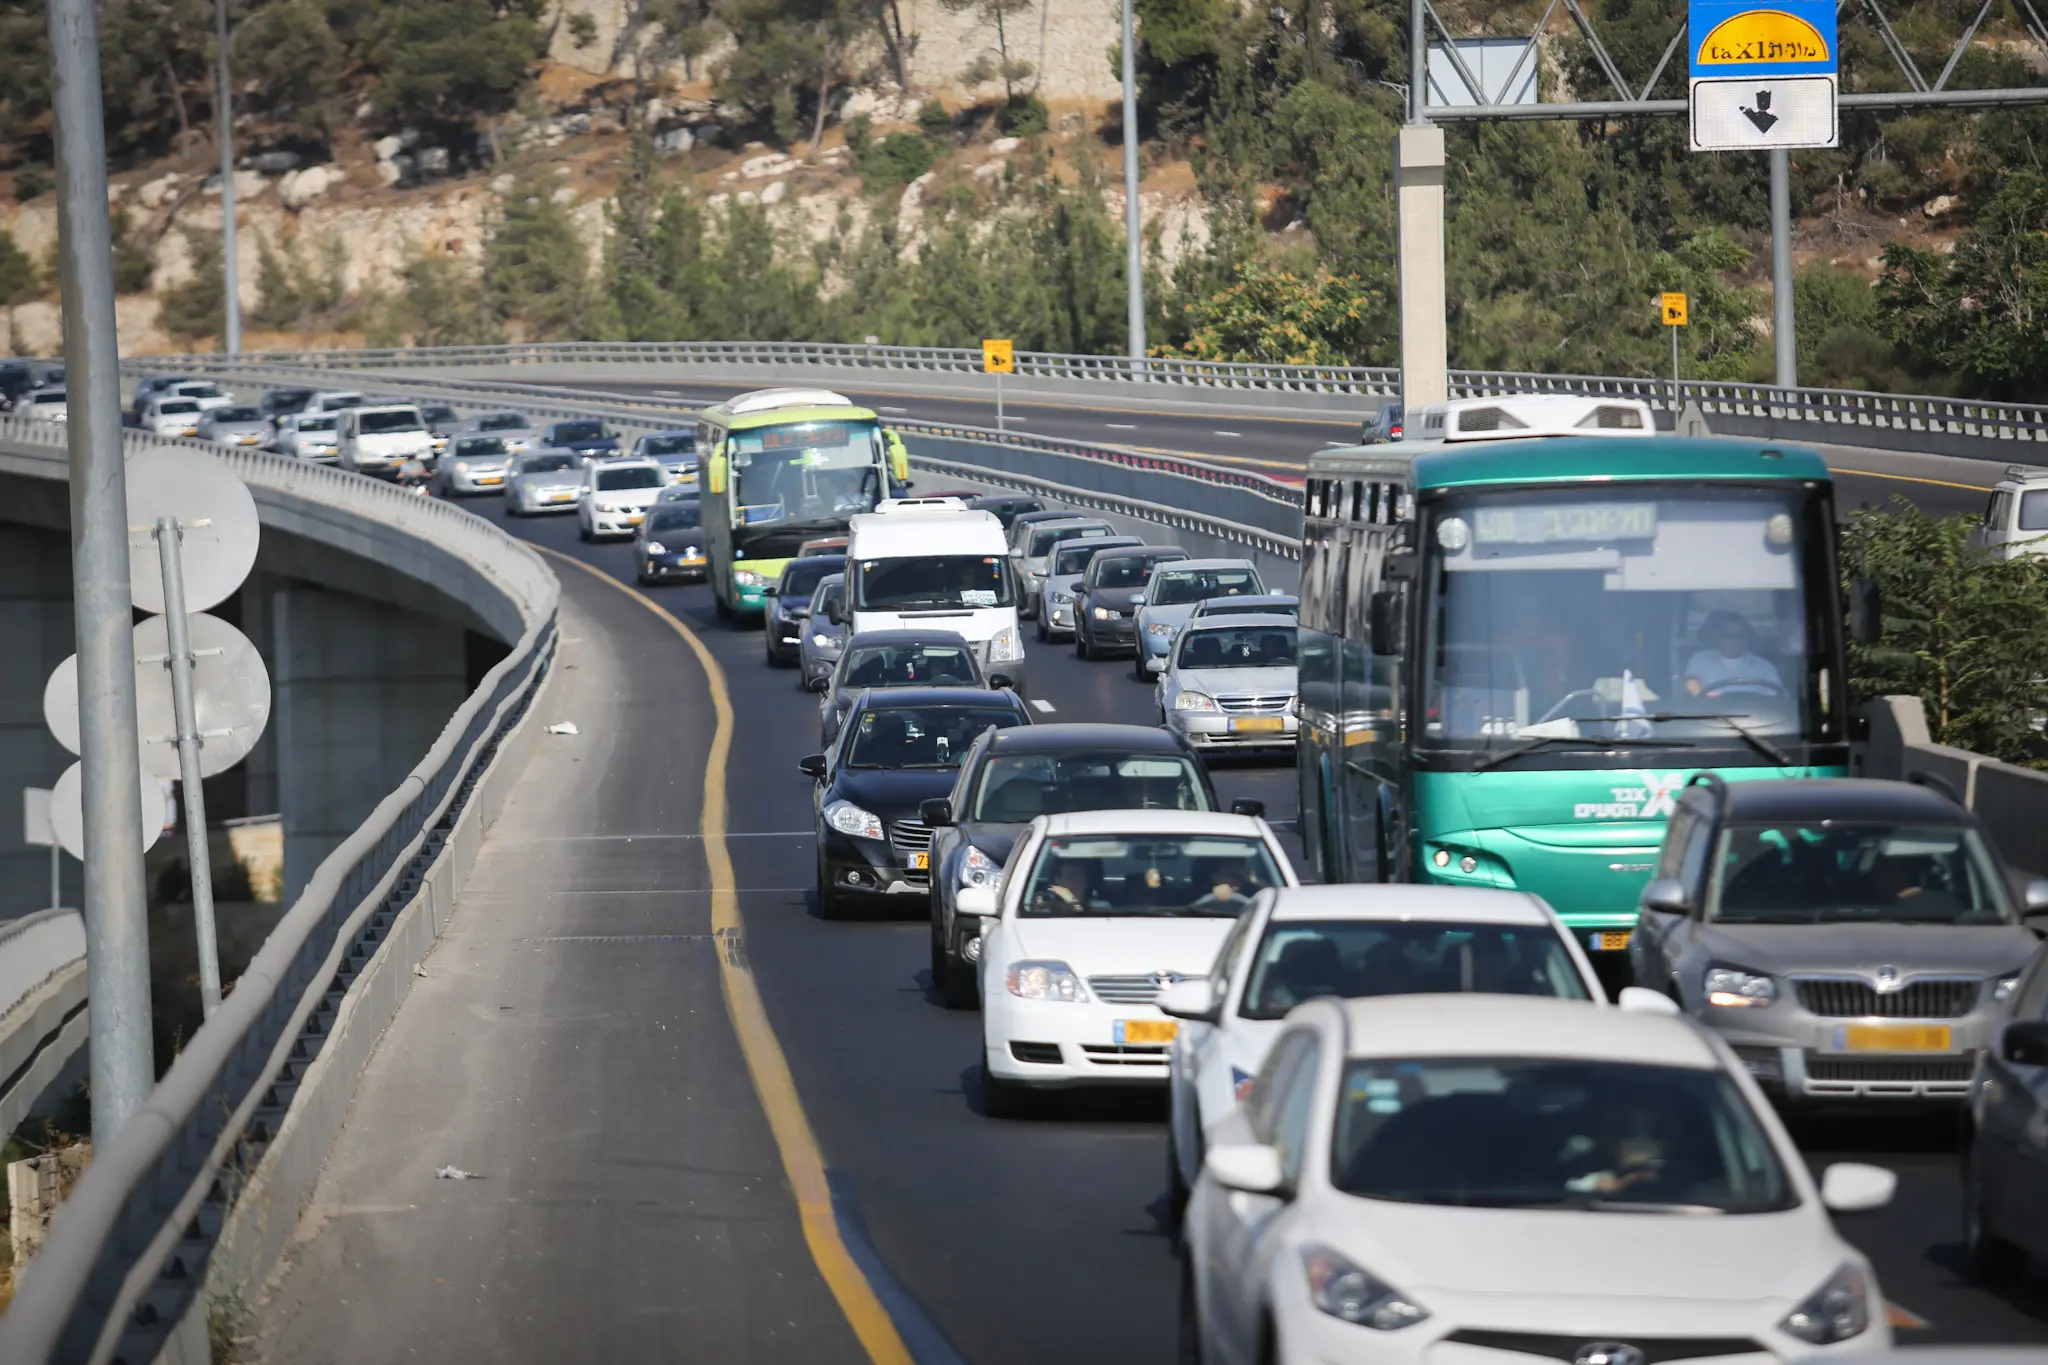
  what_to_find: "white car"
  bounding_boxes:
[168,379,233,412]
[1158,615,1301,754]
[1182,993,1899,1365]
[23,387,68,422]
[577,457,666,540]
[1160,884,1604,1215]
[977,808,1300,1116]
[273,411,340,462]
[337,403,433,476]
[142,395,204,436]
[307,390,367,415]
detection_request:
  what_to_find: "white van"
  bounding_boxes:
[337,404,433,475]
[844,507,1028,693]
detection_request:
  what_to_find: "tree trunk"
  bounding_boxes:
[163,62,191,148]
[880,0,912,92]
[809,52,832,162]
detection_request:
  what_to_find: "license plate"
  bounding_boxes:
[477,476,503,485]
[549,492,573,502]
[628,513,645,524]
[909,852,929,871]
[682,554,705,565]
[1115,1019,1178,1045]
[238,435,260,444]
[1594,930,1633,952]
[1231,717,1285,734]
[1838,1023,1953,1053]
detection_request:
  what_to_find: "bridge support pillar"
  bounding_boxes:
[1395,124,1448,410]
[0,521,80,919]
[271,583,469,905]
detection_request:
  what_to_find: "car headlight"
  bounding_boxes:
[1703,965,1776,1008]
[1995,972,2022,1003]
[1092,605,1117,620]
[733,569,768,588]
[961,845,1004,890]
[1780,1262,1872,1346]
[812,633,838,649]
[823,800,884,841]
[645,541,666,556]
[454,461,470,473]
[1049,589,1073,604]
[988,626,1024,663]
[1146,621,1175,636]
[1175,691,1217,712]
[1301,1245,1429,1331]
[1005,960,1087,1002]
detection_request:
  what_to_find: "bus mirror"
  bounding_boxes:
[1849,577,1882,645]
[1368,590,1406,657]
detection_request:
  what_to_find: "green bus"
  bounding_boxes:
[697,388,908,617]
[1297,397,1851,974]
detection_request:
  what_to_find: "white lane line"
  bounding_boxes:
[1106,423,1138,430]
[877,405,909,414]
[1214,430,1243,438]
[1030,698,1057,713]
[1322,440,1351,447]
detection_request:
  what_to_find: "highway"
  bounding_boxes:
[241,392,2048,1361]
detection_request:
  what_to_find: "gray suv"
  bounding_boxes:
[1630,775,2048,1105]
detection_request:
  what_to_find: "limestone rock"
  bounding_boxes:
[761,179,788,204]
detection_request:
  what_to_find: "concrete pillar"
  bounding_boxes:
[0,522,80,920]
[1395,124,1449,410]
[271,584,469,905]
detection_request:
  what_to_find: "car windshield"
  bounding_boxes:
[969,752,1210,820]
[643,434,694,455]
[597,466,663,491]
[840,643,979,689]
[813,578,844,614]
[1177,626,1296,669]
[854,555,1014,611]
[320,394,364,409]
[1027,524,1110,557]
[421,405,457,423]
[1201,600,1298,618]
[729,420,883,527]
[211,406,261,423]
[1094,555,1175,590]
[1239,921,1591,1020]
[359,409,423,434]
[645,505,702,534]
[32,390,66,404]
[781,557,842,598]
[1421,486,1826,749]
[478,413,528,431]
[1152,568,1262,606]
[1330,1057,1796,1214]
[158,400,200,415]
[1708,821,2014,925]
[296,415,337,432]
[844,704,1023,769]
[518,452,577,474]
[175,384,222,399]
[1052,542,1126,576]
[553,420,607,442]
[457,438,509,458]
[1020,834,1279,918]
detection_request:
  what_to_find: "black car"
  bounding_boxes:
[970,493,1047,528]
[1967,891,2048,1281]
[920,722,1262,1006]
[765,554,847,667]
[633,500,707,585]
[800,687,1033,918]
[543,417,622,462]
[1073,546,1189,659]
[258,387,318,426]
[820,629,993,746]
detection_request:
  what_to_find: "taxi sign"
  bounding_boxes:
[1688,0,1838,151]
[981,338,1015,374]
[1660,292,1688,326]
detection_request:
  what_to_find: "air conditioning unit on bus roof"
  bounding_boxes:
[1411,394,1657,442]
[726,387,857,414]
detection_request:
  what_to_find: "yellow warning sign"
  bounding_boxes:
[982,339,1015,374]
[1661,292,1689,326]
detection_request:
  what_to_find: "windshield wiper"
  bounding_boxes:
[1626,712,1791,765]
[1472,728,1678,774]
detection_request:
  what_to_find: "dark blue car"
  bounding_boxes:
[544,417,622,463]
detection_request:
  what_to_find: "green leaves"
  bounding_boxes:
[1155,260,1386,365]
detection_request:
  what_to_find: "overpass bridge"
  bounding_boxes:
[2,353,2045,1364]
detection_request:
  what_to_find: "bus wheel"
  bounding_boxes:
[715,590,733,621]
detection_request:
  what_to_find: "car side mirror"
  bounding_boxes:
[1368,588,1406,657]
[1204,1144,1288,1197]
[797,754,827,780]
[1158,978,1220,1024]
[1819,1162,1896,1214]
[2003,1019,2048,1067]
[1128,593,1145,605]
[827,604,845,626]
[789,607,810,620]
[1849,576,1882,646]
[1641,877,1689,916]
[807,676,831,693]
[763,585,779,597]
[2024,878,2048,913]
[987,673,1013,691]
[1229,798,1265,818]
[920,798,954,826]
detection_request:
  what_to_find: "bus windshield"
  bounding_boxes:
[729,421,882,527]
[1421,486,1822,754]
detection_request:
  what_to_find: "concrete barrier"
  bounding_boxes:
[1858,696,2048,875]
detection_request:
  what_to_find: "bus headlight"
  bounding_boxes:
[733,569,769,589]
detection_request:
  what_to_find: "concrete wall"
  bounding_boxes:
[0,522,80,920]
[1858,696,2048,877]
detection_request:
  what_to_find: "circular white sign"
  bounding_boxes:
[50,759,167,860]
[41,615,271,778]
[124,446,261,614]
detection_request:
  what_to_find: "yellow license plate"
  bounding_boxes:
[1117,1019,1178,1045]
[909,852,929,871]
[1596,930,1633,952]
[1231,717,1285,734]
[477,476,503,485]
[548,492,573,501]
[1839,1023,1953,1053]
[628,513,645,524]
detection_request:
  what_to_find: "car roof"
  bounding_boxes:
[1012,510,1079,526]
[642,428,695,438]
[353,402,421,413]
[1196,593,1298,609]
[1054,535,1143,554]
[850,686,1020,709]
[1332,995,1719,1067]
[844,628,973,648]
[987,722,1192,753]
[783,553,846,568]
[1095,546,1186,561]
[1705,777,1970,824]
[1039,809,1267,837]
[590,456,662,469]
[1181,613,1299,631]
[1266,884,1556,926]
[1154,558,1258,572]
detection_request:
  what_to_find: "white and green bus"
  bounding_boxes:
[698,388,909,617]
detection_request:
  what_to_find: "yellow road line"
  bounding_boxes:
[1829,464,1992,493]
[543,548,917,1365]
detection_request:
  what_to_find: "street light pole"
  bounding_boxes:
[1769,147,1796,389]
[46,0,158,1144]
[1121,0,1146,371]
[214,0,241,354]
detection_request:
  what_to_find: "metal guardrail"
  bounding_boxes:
[0,418,560,1365]
[0,909,89,1140]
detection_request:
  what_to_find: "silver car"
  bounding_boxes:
[1036,535,1142,643]
[196,403,269,448]
[461,410,537,454]
[23,387,68,423]
[1156,615,1300,754]
[1133,558,1265,680]
[798,574,847,690]
[143,395,205,436]
[274,411,341,461]
[439,435,516,495]
[1631,776,2048,1106]
[503,450,584,515]
[1010,516,1117,620]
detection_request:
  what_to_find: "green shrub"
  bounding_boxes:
[844,112,872,155]
[12,164,50,203]
[917,99,952,135]
[859,132,936,188]
[998,95,1047,137]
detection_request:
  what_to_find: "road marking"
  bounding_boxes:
[1029,698,1057,713]
[1885,1301,1930,1330]
[1830,464,1991,493]
[1213,430,1242,438]
[876,405,909,414]
[542,548,919,1365]
[1105,423,1137,430]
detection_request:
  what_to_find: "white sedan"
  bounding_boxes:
[1160,884,1605,1216]
[978,808,1299,1117]
[576,458,666,541]
[1183,993,1899,1365]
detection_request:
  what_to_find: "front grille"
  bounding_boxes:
[889,820,933,854]
[1441,1330,1762,1362]
[1794,977,1980,1018]
[1805,1055,1975,1084]
[1009,1042,1062,1065]
[1088,974,1176,1005]
[1217,693,1292,714]
[1079,1045,1169,1066]
[1730,1045,1782,1081]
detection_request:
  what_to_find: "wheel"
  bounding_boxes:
[1036,615,1048,643]
[1167,1121,1192,1227]
[1176,1262,1205,1365]
[1134,654,1151,682]
[980,1057,1029,1118]
[765,633,781,667]
[715,588,734,620]
[1075,628,1091,659]
[815,847,849,920]
[577,518,592,543]
[935,918,978,1010]
[1965,1152,2029,1281]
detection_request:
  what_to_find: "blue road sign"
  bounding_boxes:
[1688,0,1838,79]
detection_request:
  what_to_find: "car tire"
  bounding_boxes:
[1167,1122,1193,1228]
[1134,654,1151,682]
[815,848,849,920]
[1075,629,1091,660]
[979,1058,1029,1119]
[577,518,592,543]
[1036,615,1048,643]
[1965,1153,2029,1281]
[1176,1263,1205,1365]
[715,589,734,621]
[935,924,978,1010]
